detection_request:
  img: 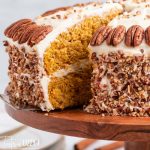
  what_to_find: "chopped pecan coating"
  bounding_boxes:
[106,28,116,45]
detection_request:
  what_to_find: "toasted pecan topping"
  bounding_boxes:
[91,25,148,47]
[18,24,37,44]
[4,19,32,37]
[4,19,53,46]
[125,25,144,47]
[90,26,105,46]
[106,28,116,46]
[106,25,126,46]
[41,7,70,17]
[3,41,9,46]
[112,25,126,46]
[12,22,35,41]
[28,26,53,47]
[90,26,112,46]
[145,26,150,46]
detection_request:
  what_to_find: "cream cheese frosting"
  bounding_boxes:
[90,6,150,57]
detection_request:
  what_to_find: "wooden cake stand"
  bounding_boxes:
[5,104,150,150]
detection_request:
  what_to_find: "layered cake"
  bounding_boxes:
[85,6,150,116]
[4,2,123,111]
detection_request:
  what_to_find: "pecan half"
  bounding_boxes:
[18,24,38,44]
[145,26,150,46]
[125,25,144,47]
[106,28,115,46]
[106,25,126,46]
[12,22,35,41]
[28,26,53,47]
[41,3,91,17]
[4,19,32,37]
[90,26,112,46]
[112,25,126,46]
[96,26,112,45]
[90,26,105,46]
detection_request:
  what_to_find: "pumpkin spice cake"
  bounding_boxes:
[3,2,123,111]
[85,6,150,116]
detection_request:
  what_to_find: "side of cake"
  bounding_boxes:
[4,2,123,111]
[85,6,150,116]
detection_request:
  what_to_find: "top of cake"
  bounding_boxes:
[4,2,123,58]
[89,5,150,56]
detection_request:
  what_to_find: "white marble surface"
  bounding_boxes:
[0,0,123,149]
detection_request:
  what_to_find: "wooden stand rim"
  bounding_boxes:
[5,104,150,142]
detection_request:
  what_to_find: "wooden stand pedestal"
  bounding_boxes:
[5,105,150,150]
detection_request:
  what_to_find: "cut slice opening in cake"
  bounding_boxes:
[42,9,122,109]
